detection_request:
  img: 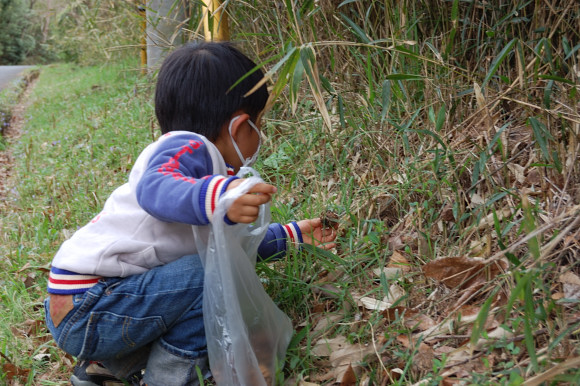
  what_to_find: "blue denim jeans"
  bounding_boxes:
[44,254,210,386]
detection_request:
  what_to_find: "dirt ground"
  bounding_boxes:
[0,74,38,211]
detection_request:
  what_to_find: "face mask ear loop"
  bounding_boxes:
[247,119,262,160]
[228,115,246,164]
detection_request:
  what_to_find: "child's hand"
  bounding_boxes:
[226,179,277,223]
[296,218,338,250]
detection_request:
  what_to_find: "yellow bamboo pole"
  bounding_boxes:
[139,2,147,74]
[202,0,230,41]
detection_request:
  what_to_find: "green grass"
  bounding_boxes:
[0,60,153,384]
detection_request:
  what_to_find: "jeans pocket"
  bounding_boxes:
[45,293,90,347]
[79,311,167,360]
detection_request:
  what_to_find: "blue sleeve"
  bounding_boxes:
[136,134,237,225]
[258,222,303,261]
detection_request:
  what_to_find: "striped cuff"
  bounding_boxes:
[200,175,239,223]
[283,222,303,245]
[47,267,101,294]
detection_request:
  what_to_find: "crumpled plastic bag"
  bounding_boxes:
[192,167,293,386]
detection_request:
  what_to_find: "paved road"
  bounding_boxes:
[0,66,33,91]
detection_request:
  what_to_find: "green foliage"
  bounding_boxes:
[46,0,141,64]
[0,0,36,64]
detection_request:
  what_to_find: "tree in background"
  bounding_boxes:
[44,0,140,65]
[0,0,141,65]
[0,0,36,64]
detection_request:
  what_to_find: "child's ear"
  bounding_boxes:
[228,113,251,141]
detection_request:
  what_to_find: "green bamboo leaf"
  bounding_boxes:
[506,272,529,317]
[484,191,508,208]
[548,320,580,352]
[320,74,335,93]
[564,43,580,61]
[428,106,436,123]
[284,0,296,25]
[528,117,552,163]
[381,79,391,123]
[289,51,304,113]
[299,45,332,129]
[445,0,459,57]
[435,105,446,132]
[340,13,370,43]
[450,0,459,21]
[300,46,322,100]
[366,51,375,104]
[243,47,297,97]
[402,108,421,130]
[543,79,554,108]
[471,159,481,188]
[384,74,424,81]
[523,280,539,370]
[482,38,517,89]
[301,244,344,265]
[551,149,562,173]
[410,129,447,150]
[538,74,575,85]
[487,122,510,152]
[470,287,498,347]
[270,52,299,103]
[338,0,358,7]
[337,94,345,128]
[522,194,540,260]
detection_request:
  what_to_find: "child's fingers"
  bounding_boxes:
[226,190,272,223]
[318,242,337,250]
[226,205,260,223]
[247,183,277,195]
[235,205,260,218]
[309,218,323,227]
[237,191,272,206]
[235,214,260,223]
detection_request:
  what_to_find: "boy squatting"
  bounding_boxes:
[44,41,337,386]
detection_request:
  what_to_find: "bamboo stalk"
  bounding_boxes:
[202,0,229,41]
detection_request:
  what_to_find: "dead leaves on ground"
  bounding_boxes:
[296,243,580,384]
[0,352,30,385]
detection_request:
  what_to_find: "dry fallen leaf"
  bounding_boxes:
[312,336,348,357]
[357,296,390,311]
[388,251,412,272]
[559,271,580,301]
[475,208,513,232]
[384,284,406,305]
[312,313,343,335]
[1,362,30,382]
[472,325,514,350]
[311,336,374,383]
[382,307,436,331]
[524,356,580,386]
[312,283,342,299]
[423,256,507,290]
[355,283,406,312]
[372,267,403,280]
[298,381,320,386]
[339,364,357,386]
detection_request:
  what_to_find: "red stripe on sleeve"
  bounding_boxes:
[284,224,295,242]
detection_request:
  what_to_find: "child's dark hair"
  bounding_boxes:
[154,41,269,141]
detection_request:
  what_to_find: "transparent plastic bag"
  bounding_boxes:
[192,167,293,386]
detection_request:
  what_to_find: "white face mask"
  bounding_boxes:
[228,115,261,167]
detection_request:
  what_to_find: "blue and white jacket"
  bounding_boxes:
[48,132,302,295]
